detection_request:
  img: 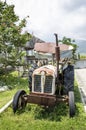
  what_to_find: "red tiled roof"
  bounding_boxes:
[34,42,71,54]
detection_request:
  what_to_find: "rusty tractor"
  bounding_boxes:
[12,34,75,117]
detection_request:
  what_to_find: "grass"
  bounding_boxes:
[0,71,28,108]
[80,55,86,59]
[0,72,86,130]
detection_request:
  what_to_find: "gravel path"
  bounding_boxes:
[75,69,86,111]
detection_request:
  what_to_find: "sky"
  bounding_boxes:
[2,0,86,42]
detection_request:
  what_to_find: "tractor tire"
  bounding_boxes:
[12,90,27,113]
[63,64,74,94]
[69,91,75,117]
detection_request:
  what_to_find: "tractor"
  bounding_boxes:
[12,34,75,117]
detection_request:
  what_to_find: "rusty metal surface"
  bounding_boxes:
[32,65,57,95]
[54,33,58,46]
[55,46,60,61]
[55,46,60,79]
[33,65,56,76]
[26,93,68,106]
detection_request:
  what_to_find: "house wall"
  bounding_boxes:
[60,50,73,59]
[34,50,73,60]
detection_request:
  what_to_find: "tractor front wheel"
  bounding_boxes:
[12,90,27,113]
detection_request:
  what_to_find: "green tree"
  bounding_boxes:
[0,1,31,72]
[59,36,77,59]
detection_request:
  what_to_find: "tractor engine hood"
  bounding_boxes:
[33,65,57,76]
[32,65,57,94]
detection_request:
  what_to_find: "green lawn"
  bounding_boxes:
[80,55,86,59]
[0,72,86,130]
[0,71,28,108]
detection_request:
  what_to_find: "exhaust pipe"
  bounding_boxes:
[54,34,60,81]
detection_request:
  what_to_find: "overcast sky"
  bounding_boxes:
[2,0,86,42]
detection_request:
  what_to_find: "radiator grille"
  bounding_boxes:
[34,75,53,93]
[34,75,41,92]
[44,76,53,93]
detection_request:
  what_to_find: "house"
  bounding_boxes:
[25,35,45,63]
[25,36,73,64]
[34,42,73,60]
[25,36,44,51]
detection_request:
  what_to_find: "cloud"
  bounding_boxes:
[60,0,86,11]
[3,0,86,41]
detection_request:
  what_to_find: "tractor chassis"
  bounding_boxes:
[24,93,69,106]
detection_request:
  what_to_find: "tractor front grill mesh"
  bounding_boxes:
[34,75,41,92]
[44,76,53,93]
[34,75,53,93]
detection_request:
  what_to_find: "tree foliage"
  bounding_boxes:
[0,1,31,71]
[59,36,77,59]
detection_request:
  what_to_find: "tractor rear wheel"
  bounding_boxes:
[63,64,74,94]
[12,90,27,113]
[69,91,75,117]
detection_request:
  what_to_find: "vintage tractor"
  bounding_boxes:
[12,34,75,117]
